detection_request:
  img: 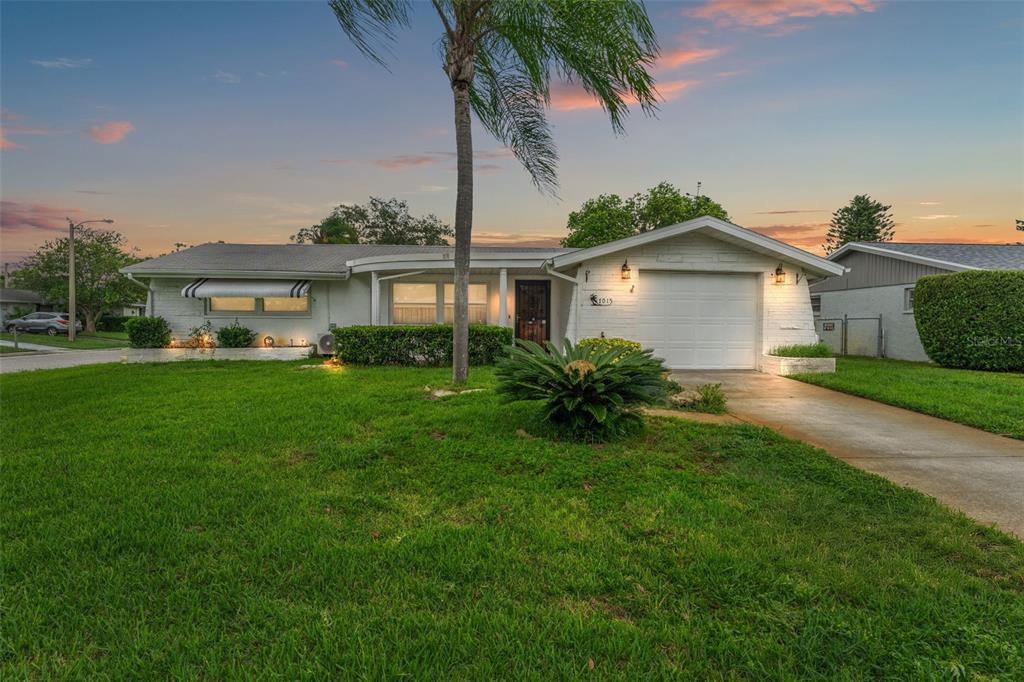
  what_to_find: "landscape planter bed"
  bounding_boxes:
[759,354,836,376]
[121,346,313,363]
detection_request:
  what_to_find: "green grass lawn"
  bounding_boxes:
[0,330,128,350]
[792,356,1024,439]
[3,363,1022,678]
[0,345,31,354]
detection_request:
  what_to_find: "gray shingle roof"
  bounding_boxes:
[0,288,45,304]
[847,242,1024,270]
[123,242,575,275]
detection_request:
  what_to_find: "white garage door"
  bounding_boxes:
[635,272,758,369]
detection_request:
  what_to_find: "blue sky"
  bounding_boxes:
[2,0,1022,260]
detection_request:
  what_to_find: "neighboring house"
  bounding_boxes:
[118,302,147,317]
[810,242,1024,361]
[0,288,51,324]
[121,216,845,370]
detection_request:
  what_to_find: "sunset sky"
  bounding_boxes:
[1,0,1022,263]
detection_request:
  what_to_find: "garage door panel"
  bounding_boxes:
[636,272,758,369]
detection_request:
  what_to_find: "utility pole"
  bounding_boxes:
[68,219,76,341]
[66,217,114,341]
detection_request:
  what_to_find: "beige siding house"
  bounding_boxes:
[123,216,845,370]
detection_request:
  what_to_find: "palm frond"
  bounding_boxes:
[327,0,413,67]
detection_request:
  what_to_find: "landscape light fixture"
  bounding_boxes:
[263,335,275,347]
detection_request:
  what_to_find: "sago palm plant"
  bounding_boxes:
[495,338,674,440]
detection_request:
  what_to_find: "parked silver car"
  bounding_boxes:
[5,312,83,336]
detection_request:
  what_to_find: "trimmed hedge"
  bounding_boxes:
[914,270,1024,371]
[769,342,832,358]
[577,337,643,356]
[124,316,172,349]
[334,324,513,365]
[96,315,131,332]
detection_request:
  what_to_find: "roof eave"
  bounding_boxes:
[119,267,351,280]
[827,243,974,271]
[549,216,846,278]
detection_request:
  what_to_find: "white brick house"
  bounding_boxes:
[122,216,845,370]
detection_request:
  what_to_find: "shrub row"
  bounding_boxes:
[577,337,642,356]
[914,270,1024,372]
[333,324,513,365]
[125,316,171,348]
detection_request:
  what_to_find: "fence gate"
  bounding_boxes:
[815,315,884,357]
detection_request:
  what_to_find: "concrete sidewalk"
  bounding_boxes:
[673,370,1024,538]
[0,348,124,374]
[0,339,70,352]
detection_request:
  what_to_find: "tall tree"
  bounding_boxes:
[291,198,452,245]
[563,182,729,247]
[329,0,659,383]
[823,194,896,254]
[15,228,141,332]
[562,194,635,248]
[291,213,360,244]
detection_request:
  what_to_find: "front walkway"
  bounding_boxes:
[0,348,124,374]
[672,370,1024,538]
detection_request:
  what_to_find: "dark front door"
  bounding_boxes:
[515,280,550,343]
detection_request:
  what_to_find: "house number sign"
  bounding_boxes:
[590,294,613,306]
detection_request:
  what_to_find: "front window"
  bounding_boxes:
[263,296,309,312]
[209,297,256,312]
[444,283,487,324]
[392,283,438,324]
[904,287,915,311]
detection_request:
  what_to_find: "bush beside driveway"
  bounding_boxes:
[792,357,1024,439]
[3,363,1022,678]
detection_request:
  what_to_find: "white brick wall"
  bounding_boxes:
[571,231,819,362]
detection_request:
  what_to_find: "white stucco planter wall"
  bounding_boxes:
[121,346,314,363]
[759,354,836,376]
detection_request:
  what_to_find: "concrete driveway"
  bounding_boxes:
[673,370,1024,538]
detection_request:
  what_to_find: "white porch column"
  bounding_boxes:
[371,271,380,325]
[498,268,508,327]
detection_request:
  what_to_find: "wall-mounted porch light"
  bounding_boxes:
[621,259,632,280]
[774,264,786,284]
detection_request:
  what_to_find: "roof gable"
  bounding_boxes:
[550,216,845,278]
[828,242,1024,271]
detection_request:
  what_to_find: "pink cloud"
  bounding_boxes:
[374,154,438,170]
[331,59,349,69]
[86,120,135,144]
[690,0,877,28]
[0,200,82,234]
[656,47,723,70]
[551,80,697,112]
[0,134,22,150]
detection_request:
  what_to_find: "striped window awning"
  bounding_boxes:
[181,279,311,298]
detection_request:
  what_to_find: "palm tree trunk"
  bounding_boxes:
[451,78,473,384]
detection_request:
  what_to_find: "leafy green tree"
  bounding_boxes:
[329,0,659,383]
[823,194,896,254]
[562,182,730,247]
[562,194,634,248]
[15,228,141,332]
[290,214,359,244]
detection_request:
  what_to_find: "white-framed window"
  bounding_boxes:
[810,295,822,315]
[263,296,310,313]
[444,283,488,324]
[209,297,256,312]
[903,287,915,312]
[207,296,309,315]
[391,282,489,325]
[392,283,439,325]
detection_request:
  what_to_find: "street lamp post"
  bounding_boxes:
[66,218,114,341]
